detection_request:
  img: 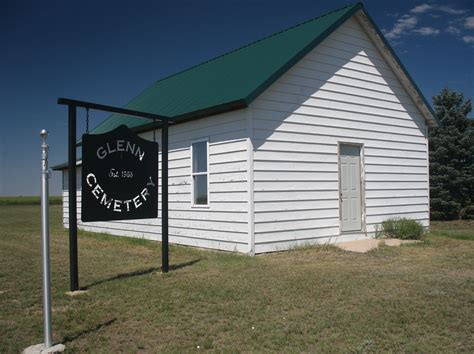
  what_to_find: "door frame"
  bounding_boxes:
[337,141,366,234]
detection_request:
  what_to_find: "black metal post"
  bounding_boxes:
[161,121,169,273]
[59,97,172,278]
[68,105,79,291]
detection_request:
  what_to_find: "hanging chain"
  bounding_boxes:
[86,108,90,134]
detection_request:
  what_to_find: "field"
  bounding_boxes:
[0,196,61,205]
[0,204,473,352]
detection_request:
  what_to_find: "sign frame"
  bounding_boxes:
[58,97,172,291]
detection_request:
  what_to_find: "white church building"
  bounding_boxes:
[54,3,439,254]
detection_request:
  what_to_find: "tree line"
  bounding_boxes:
[429,88,473,220]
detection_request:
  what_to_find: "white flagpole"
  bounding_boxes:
[40,129,53,348]
[24,134,66,354]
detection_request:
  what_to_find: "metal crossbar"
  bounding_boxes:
[58,97,172,291]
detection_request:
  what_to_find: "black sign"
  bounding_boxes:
[81,125,158,222]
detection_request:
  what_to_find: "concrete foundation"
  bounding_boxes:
[336,238,420,253]
[65,290,88,296]
[23,343,65,354]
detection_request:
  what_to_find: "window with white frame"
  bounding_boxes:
[191,139,209,206]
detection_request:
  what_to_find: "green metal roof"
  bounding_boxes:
[90,2,363,134]
[83,0,439,138]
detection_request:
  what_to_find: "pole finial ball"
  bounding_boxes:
[40,129,49,139]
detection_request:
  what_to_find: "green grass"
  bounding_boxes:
[0,205,473,352]
[0,196,62,205]
[430,220,474,241]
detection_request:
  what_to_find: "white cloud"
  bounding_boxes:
[385,4,472,45]
[464,17,474,29]
[410,4,433,14]
[446,26,461,35]
[409,3,467,15]
[438,5,467,15]
[462,35,474,44]
[412,27,440,35]
[385,15,418,39]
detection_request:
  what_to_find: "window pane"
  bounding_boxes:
[193,175,208,205]
[192,141,207,173]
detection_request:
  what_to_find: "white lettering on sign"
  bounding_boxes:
[86,173,97,187]
[100,193,113,209]
[113,200,122,212]
[133,195,142,209]
[140,188,149,201]
[86,173,151,213]
[117,140,125,152]
[124,199,132,212]
[96,140,145,161]
[92,184,103,199]
[97,147,107,159]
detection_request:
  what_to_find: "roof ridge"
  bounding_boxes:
[148,2,359,86]
[90,2,364,135]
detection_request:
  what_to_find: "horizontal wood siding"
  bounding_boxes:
[62,109,250,253]
[250,16,429,253]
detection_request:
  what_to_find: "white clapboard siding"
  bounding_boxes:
[250,16,429,252]
[255,91,424,125]
[254,140,336,154]
[61,14,431,255]
[366,196,429,207]
[63,222,249,253]
[62,109,250,253]
[254,199,340,212]
[254,190,338,202]
[62,168,82,190]
[253,129,426,152]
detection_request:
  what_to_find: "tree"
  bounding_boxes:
[429,88,474,220]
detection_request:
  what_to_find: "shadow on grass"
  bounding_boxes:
[63,318,117,344]
[169,258,201,271]
[83,259,201,290]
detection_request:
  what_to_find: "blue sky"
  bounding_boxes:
[1,0,473,196]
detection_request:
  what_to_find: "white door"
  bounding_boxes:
[339,144,362,232]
